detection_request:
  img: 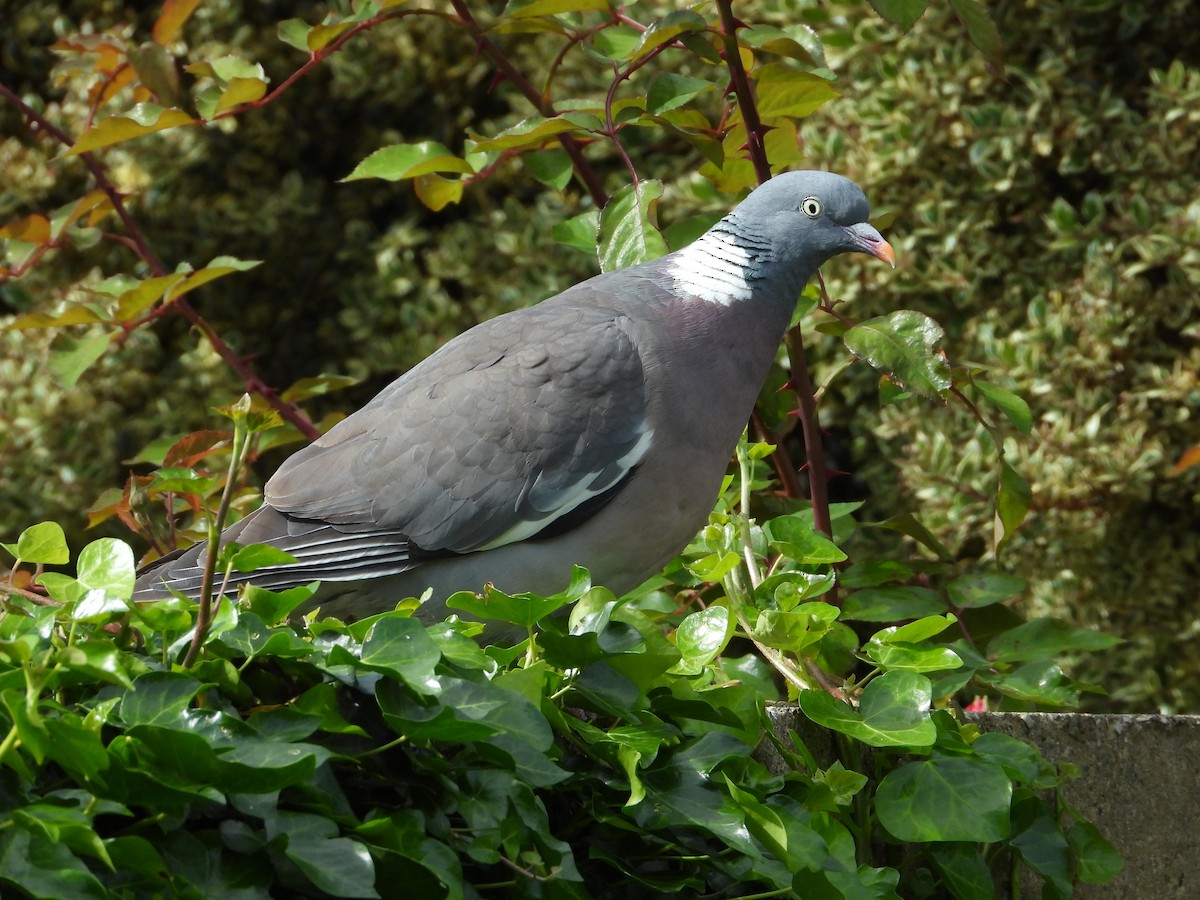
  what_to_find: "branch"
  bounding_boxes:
[714,0,772,184]
[0,80,320,442]
[449,0,609,209]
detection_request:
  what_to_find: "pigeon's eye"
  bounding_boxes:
[801,197,822,218]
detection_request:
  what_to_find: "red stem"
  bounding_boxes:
[0,80,320,442]
[449,0,609,209]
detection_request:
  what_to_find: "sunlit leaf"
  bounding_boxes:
[754,64,840,120]
[66,104,194,156]
[844,310,952,398]
[343,141,474,182]
[877,758,1011,841]
[598,180,668,273]
[152,0,202,45]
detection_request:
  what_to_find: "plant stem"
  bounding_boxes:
[181,412,249,668]
[0,81,321,442]
[785,330,833,538]
[449,0,609,208]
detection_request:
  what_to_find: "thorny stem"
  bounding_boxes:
[784,330,834,538]
[0,81,321,442]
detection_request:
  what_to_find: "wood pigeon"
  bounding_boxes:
[134,171,895,621]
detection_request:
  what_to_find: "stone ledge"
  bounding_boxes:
[762,707,1200,898]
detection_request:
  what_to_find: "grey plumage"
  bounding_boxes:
[134,171,894,621]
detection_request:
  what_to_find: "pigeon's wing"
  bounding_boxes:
[248,299,652,583]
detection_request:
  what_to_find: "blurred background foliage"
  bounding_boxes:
[2,0,1197,711]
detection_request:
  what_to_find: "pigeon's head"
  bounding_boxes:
[732,170,895,274]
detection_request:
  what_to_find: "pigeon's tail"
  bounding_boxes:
[132,505,417,602]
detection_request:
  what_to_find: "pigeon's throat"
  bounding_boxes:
[667,222,771,306]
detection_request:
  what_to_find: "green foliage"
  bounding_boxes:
[0,482,1123,897]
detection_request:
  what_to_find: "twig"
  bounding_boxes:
[0,80,321,442]
[449,0,609,208]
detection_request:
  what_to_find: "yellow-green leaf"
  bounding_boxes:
[469,112,600,153]
[152,0,202,45]
[343,142,474,182]
[754,64,840,120]
[414,174,466,211]
[66,104,194,156]
[507,0,611,18]
[214,76,268,116]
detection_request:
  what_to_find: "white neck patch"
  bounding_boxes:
[668,228,757,306]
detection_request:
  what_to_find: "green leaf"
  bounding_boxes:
[278,18,312,51]
[1068,820,1124,884]
[0,827,108,899]
[343,141,474,182]
[685,550,740,582]
[646,73,715,115]
[507,0,611,18]
[740,24,826,68]
[842,586,945,622]
[752,604,837,653]
[359,616,441,692]
[868,0,931,30]
[267,812,380,898]
[76,537,136,606]
[229,543,298,572]
[949,0,1004,58]
[598,179,669,272]
[800,671,936,748]
[929,843,995,900]
[589,24,642,60]
[946,572,1025,609]
[995,460,1032,546]
[877,758,1011,841]
[674,606,734,670]
[975,379,1032,433]
[65,103,194,156]
[844,310,952,398]
[242,582,317,624]
[469,112,600,153]
[1011,800,1071,896]
[119,671,205,727]
[633,10,707,59]
[522,147,573,189]
[987,617,1121,663]
[754,64,840,120]
[878,613,958,644]
[48,332,110,389]
[979,660,1080,706]
[4,521,70,565]
[551,210,599,253]
[764,514,847,563]
[446,580,577,626]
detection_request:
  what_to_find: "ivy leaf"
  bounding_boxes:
[844,310,952,398]
[868,0,931,30]
[1068,820,1124,884]
[359,616,441,693]
[598,180,668,272]
[800,671,936,748]
[842,586,945,622]
[877,758,1011,841]
[674,606,734,671]
[946,572,1025,609]
[65,104,194,156]
[929,843,995,900]
[987,617,1121,663]
[3,521,70,565]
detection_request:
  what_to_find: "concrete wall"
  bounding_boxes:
[762,707,1200,897]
